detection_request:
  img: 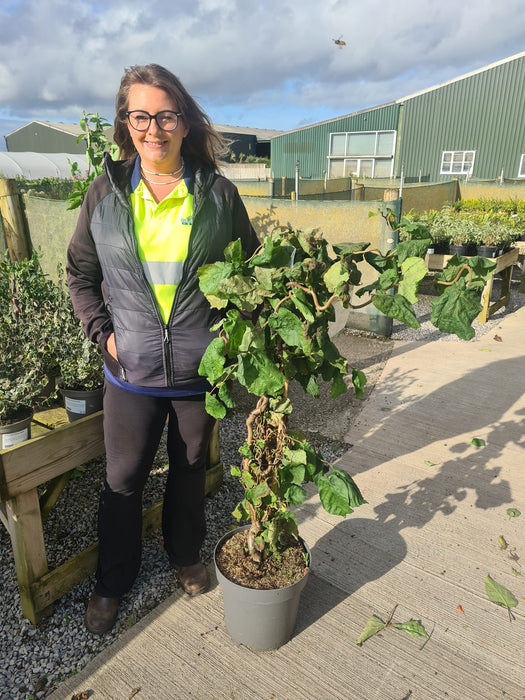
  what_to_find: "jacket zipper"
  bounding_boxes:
[163,324,174,385]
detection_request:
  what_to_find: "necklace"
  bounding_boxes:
[141,158,185,177]
[140,172,182,185]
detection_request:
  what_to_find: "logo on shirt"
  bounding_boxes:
[181,217,193,226]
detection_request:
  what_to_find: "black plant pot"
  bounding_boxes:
[476,245,498,258]
[60,386,103,422]
[449,244,469,257]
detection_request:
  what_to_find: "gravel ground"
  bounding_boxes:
[1,271,523,700]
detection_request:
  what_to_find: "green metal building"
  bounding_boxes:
[271,51,525,183]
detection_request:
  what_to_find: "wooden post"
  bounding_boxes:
[0,178,31,261]
[384,188,399,202]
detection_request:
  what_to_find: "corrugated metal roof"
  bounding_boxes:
[5,121,85,138]
[396,50,525,104]
[0,152,88,179]
[213,124,283,141]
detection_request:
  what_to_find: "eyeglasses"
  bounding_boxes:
[126,110,182,132]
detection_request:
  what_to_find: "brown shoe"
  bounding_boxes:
[84,592,119,634]
[176,562,208,596]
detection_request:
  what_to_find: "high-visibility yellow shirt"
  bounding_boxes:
[131,179,193,324]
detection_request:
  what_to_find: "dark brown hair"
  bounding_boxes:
[114,64,228,170]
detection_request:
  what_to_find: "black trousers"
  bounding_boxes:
[94,380,216,598]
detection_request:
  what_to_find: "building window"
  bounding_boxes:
[328,130,396,178]
[440,150,475,175]
[518,154,525,178]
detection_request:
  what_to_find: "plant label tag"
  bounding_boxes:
[2,428,29,449]
[65,397,87,414]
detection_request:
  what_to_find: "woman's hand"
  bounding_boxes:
[106,332,118,361]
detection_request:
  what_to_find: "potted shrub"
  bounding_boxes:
[55,273,104,421]
[0,252,63,447]
[474,219,519,257]
[196,224,496,650]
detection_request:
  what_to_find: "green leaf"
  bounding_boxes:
[399,257,428,304]
[392,620,429,639]
[267,307,305,348]
[332,241,370,257]
[330,372,347,399]
[471,437,486,447]
[430,286,481,340]
[204,392,227,419]
[484,574,518,609]
[237,350,285,396]
[373,290,419,329]
[197,262,234,308]
[198,337,226,382]
[356,615,387,647]
[218,274,265,311]
[289,288,315,322]
[317,466,367,516]
[506,508,521,518]
[222,311,250,352]
[283,484,307,505]
[396,239,432,264]
[378,267,399,290]
[351,367,367,399]
[323,261,349,293]
[224,237,244,263]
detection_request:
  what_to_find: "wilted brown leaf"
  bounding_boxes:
[71,691,90,700]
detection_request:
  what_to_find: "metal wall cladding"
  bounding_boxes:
[399,55,525,182]
[271,104,400,179]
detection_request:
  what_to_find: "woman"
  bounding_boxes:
[67,64,259,634]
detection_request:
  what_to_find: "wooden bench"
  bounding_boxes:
[0,408,222,624]
[425,247,519,323]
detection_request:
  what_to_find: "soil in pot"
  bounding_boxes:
[215,528,309,589]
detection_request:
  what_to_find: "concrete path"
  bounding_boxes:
[49,308,525,700]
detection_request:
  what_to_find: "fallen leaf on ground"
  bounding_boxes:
[471,437,486,447]
[485,574,518,620]
[494,334,502,342]
[71,692,90,700]
[498,536,508,550]
[457,605,464,614]
[507,508,521,518]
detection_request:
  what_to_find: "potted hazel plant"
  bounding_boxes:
[197,224,496,651]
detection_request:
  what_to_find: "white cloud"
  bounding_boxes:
[0,0,524,132]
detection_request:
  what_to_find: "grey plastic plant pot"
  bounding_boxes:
[60,386,103,422]
[214,525,310,651]
[0,408,33,450]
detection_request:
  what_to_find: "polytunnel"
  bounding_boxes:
[0,152,88,179]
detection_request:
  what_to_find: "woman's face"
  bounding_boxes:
[126,83,188,172]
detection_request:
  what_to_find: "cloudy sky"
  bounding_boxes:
[1,0,524,149]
